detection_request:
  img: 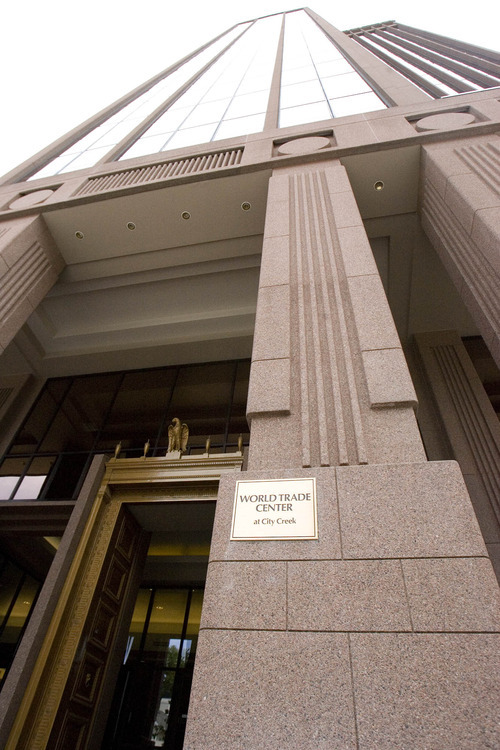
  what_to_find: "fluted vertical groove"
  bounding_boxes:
[455,142,500,197]
[290,175,312,467]
[289,171,367,467]
[422,181,500,325]
[432,343,500,524]
[0,242,50,320]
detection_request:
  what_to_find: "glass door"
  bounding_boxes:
[104,586,203,750]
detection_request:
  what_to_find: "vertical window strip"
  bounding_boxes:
[365,31,479,93]
[353,33,447,98]
[120,14,282,158]
[279,10,385,127]
[106,20,257,160]
[29,22,252,179]
[378,28,500,89]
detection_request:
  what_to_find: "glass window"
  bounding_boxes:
[12,456,55,500]
[10,387,65,455]
[182,99,231,128]
[96,369,175,453]
[122,14,281,160]
[127,588,152,660]
[214,113,265,141]
[279,9,386,125]
[322,72,371,99]
[146,106,194,135]
[1,576,39,643]
[119,133,172,160]
[40,374,122,453]
[29,22,252,179]
[280,79,326,108]
[224,90,269,119]
[330,92,386,117]
[1,360,250,501]
[144,590,189,665]
[281,66,317,86]
[0,561,23,630]
[280,101,332,128]
[164,123,218,150]
[315,59,353,77]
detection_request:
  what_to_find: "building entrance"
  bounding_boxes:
[104,586,203,749]
[0,449,243,750]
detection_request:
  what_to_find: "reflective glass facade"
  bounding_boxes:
[28,10,387,180]
[279,11,384,127]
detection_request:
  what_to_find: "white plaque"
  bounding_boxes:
[230,478,317,540]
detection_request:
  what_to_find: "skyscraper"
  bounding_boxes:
[0,8,499,749]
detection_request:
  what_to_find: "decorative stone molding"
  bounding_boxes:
[414,112,477,132]
[455,139,500,197]
[276,136,332,155]
[420,138,500,365]
[414,330,500,537]
[8,190,55,210]
[74,148,244,196]
[0,215,64,353]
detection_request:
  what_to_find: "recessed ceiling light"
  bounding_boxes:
[75,231,84,239]
[374,180,385,191]
[181,211,191,220]
[127,221,136,230]
[241,201,251,211]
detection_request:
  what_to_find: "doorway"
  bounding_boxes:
[104,586,203,749]
[102,499,215,750]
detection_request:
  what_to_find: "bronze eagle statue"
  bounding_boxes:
[167,418,189,453]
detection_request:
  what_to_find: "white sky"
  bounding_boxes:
[2,0,499,180]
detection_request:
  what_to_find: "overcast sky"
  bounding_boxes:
[2,0,499,179]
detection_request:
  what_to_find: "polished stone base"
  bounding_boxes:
[184,461,500,749]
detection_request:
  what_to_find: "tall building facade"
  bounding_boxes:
[0,8,500,749]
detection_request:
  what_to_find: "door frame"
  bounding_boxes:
[5,451,243,750]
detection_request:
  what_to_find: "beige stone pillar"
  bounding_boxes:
[185,163,500,750]
[420,135,500,366]
[0,215,64,354]
[246,161,424,470]
[415,330,500,578]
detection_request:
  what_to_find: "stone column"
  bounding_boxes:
[415,330,500,578]
[246,161,424,470]
[420,134,500,366]
[185,162,500,750]
[0,215,64,354]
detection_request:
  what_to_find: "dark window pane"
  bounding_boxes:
[96,369,175,451]
[159,363,234,447]
[0,561,23,630]
[40,373,121,453]
[42,454,89,501]
[1,576,38,644]
[10,390,62,455]
[144,590,188,666]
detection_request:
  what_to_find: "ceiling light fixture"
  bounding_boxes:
[241,201,251,211]
[181,211,191,220]
[374,180,385,191]
[127,221,136,230]
[75,231,84,239]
